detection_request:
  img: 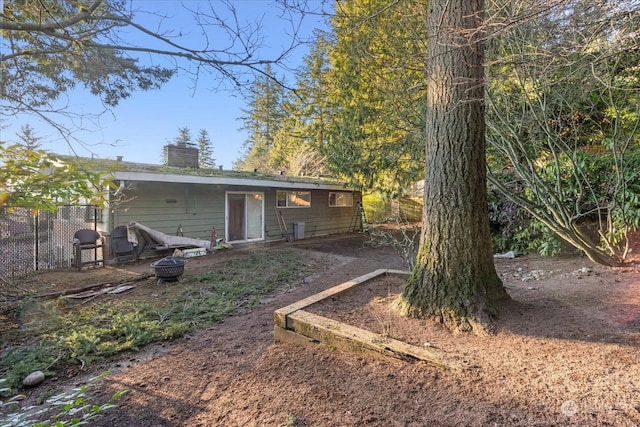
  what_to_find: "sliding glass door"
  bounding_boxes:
[226,192,264,242]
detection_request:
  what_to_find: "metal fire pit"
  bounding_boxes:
[150,256,187,284]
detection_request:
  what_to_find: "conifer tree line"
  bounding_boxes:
[237,0,640,266]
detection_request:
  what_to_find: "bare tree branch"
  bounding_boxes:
[0,0,309,151]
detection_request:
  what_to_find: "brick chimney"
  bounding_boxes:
[164,144,199,168]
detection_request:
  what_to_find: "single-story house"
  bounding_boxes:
[92,155,362,248]
[0,151,362,276]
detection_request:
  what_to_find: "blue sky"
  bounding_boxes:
[3,1,328,169]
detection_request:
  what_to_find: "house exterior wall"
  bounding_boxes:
[111,181,226,241]
[266,188,362,241]
[111,181,361,243]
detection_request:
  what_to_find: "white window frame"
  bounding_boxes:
[329,192,354,207]
[225,191,265,243]
[276,190,311,208]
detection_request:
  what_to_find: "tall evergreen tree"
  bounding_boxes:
[240,39,332,177]
[174,127,193,148]
[161,127,193,164]
[394,0,509,333]
[197,129,216,169]
[236,65,285,172]
[283,35,333,177]
[314,0,640,266]
[16,124,43,150]
[323,0,427,194]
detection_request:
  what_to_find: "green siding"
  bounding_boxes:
[112,182,361,243]
[265,189,362,241]
[113,182,226,241]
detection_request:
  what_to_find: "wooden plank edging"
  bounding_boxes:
[274,269,396,328]
[273,269,459,371]
[286,310,459,371]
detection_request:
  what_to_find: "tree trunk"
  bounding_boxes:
[395,0,510,334]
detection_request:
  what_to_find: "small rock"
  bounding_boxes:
[521,270,545,281]
[494,251,516,259]
[22,371,45,387]
[573,267,592,276]
[560,400,578,417]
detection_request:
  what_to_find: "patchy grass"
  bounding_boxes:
[0,248,329,395]
[0,372,128,427]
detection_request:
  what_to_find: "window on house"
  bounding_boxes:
[276,190,311,208]
[329,192,354,207]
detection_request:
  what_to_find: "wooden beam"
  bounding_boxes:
[272,269,462,371]
[285,309,460,371]
[274,269,396,328]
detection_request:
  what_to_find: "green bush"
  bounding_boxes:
[488,148,640,257]
[362,193,389,223]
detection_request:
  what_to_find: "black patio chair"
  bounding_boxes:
[111,225,137,263]
[73,229,105,270]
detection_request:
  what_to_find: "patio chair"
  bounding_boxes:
[73,229,105,270]
[111,225,137,263]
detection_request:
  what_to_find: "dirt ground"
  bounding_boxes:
[6,232,640,426]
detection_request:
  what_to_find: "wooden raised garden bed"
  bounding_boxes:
[274,269,459,371]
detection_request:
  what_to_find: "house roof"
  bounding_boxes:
[69,156,355,191]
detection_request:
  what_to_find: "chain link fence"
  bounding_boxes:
[0,205,101,279]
